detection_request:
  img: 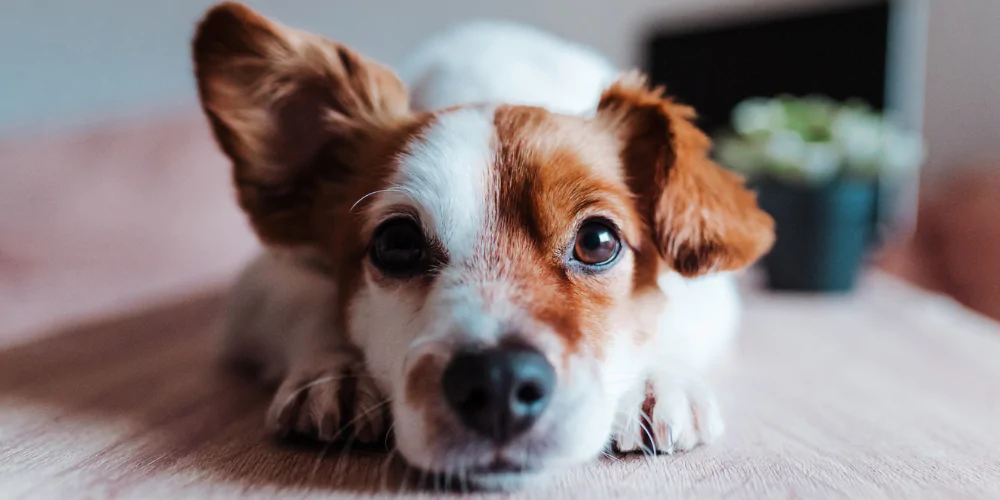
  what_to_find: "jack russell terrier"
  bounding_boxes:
[192,2,774,490]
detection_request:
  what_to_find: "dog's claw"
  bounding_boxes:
[612,379,723,455]
[266,359,386,444]
[663,424,675,454]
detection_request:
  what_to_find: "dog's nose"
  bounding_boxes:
[441,345,556,443]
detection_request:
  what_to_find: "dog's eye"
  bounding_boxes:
[573,220,621,266]
[371,219,426,275]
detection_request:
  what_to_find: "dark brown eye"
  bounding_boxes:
[573,220,621,266]
[371,219,426,275]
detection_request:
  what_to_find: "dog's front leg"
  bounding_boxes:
[224,254,388,444]
[266,342,387,444]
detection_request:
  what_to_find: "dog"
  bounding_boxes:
[193,2,774,490]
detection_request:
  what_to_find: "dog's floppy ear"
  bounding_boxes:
[193,2,409,245]
[597,73,774,277]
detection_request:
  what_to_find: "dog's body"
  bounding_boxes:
[399,21,618,116]
[196,4,772,490]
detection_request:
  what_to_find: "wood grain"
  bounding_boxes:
[1,274,999,499]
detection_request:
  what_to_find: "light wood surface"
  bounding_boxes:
[2,274,999,499]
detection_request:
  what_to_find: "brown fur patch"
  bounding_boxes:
[487,106,648,356]
[320,116,438,335]
[192,3,444,333]
[597,72,775,277]
[193,2,411,246]
[405,354,445,408]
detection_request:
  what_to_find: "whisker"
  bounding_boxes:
[438,457,450,494]
[459,465,469,495]
[636,427,657,456]
[350,188,400,213]
[329,399,392,446]
[638,411,659,456]
[418,458,431,492]
[276,375,346,416]
[444,464,454,492]
[380,447,398,493]
[637,427,654,456]
[308,441,333,482]
[432,461,441,494]
[335,428,361,473]
[273,373,380,422]
[399,454,413,493]
[635,441,656,457]
[383,421,396,451]
[330,400,392,482]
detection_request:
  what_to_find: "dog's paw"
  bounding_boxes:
[352,374,389,443]
[266,357,388,444]
[613,378,724,455]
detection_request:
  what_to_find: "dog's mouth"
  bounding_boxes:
[413,455,543,491]
[467,457,532,475]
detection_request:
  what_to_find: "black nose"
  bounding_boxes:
[441,345,556,443]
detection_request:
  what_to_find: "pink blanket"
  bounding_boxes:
[0,112,258,344]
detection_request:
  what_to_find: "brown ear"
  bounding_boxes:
[193,2,409,245]
[597,73,774,277]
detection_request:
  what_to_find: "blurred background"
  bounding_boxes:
[1,0,998,342]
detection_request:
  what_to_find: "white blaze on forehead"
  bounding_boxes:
[378,106,496,263]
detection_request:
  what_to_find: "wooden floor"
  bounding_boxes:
[2,275,1000,499]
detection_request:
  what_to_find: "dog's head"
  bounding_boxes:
[194,3,772,489]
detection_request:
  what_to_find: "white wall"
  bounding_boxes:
[0,0,869,131]
[2,0,998,173]
[922,0,1000,176]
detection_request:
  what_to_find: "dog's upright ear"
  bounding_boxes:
[193,2,409,245]
[597,73,774,277]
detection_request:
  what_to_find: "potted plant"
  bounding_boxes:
[715,96,925,292]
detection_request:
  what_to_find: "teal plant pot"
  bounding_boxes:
[755,177,877,292]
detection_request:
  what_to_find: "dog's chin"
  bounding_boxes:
[463,470,548,491]
[410,459,557,491]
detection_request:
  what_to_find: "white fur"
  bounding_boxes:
[223,251,388,441]
[611,272,736,454]
[368,106,496,263]
[223,251,339,381]
[350,106,501,462]
[398,21,618,115]
[656,271,741,372]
